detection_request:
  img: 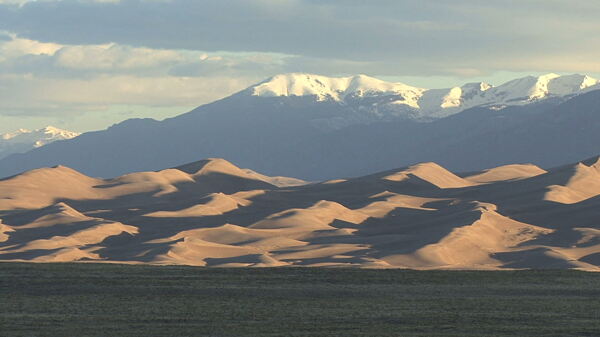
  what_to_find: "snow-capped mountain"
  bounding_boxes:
[0,126,80,160]
[0,72,599,180]
[244,72,599,129]
[250,73,425,106]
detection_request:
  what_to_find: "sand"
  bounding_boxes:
[0,156,599,270]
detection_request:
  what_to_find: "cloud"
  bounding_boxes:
[0,0,27,4]
[0,35,287,127]
[0,36,268,121]
[53,44,184,71]
[0,0,598,76]
[0,35,61,58]
[0,36,288,76]
[0,73,257,115]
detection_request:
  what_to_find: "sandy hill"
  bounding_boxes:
[0,156,599,270]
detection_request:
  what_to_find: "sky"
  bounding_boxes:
[0,0,599,133]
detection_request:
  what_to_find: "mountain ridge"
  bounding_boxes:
[244,72,600,120]
[0,74,599,180]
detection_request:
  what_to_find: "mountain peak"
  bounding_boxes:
[492,73,599,102]
[249,73,423,105]
[0,126,81,160]
[1,126,80,140]
[245,72,599,122]
[42,126,63,133]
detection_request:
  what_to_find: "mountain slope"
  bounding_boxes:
[1,156,599,270]
[0,74,599,180]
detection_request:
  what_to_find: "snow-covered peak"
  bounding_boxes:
[1,126,80,146]
[486,73,599,104]
[547,74,599,95]
[38,126,81,144]
[489,73,560,102]
[0,126,81,160]
[415,81,492,118]
[243,72,600,129]
[343,74,423,98]
[250,73,425,107]
[2,128,30,140]
[420,73,599,115]
[250,72,598,104]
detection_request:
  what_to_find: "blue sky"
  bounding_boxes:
[0,0,599,133]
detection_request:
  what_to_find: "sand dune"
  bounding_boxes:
[463,164,547,184]
[1,157,599,270]
[544,158,600,204]
[250,200,369,230]
[0,166,102,209]
[145,193,248,217]
[15,221,137,252]
[383,203,552,268]
[381,162,474,188]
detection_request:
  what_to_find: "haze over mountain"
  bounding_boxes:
[0,126,80,160]
[0,73,599,180]
[1,155,599,270]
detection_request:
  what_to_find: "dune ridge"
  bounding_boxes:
[0,157,599,270]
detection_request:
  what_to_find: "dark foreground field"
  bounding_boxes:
[1,263,599,336]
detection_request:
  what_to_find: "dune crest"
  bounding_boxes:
[544,158,600,204]
[463,164,547,184]
[145,193,247,217]
[382,162,473,188]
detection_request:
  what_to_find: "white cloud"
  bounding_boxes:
[0,36,287,76]
[0,72,258,115]
[53,43,184,70]
[0,35,61,59]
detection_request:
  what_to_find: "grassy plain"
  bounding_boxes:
[1,263,599,336]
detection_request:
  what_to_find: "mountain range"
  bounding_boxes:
[0,126,80,160]
[0,73,599,180]
[1,155,599,270]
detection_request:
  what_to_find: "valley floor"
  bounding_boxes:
[1,263,599,337]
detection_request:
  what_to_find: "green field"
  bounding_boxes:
[1,263,599,336]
